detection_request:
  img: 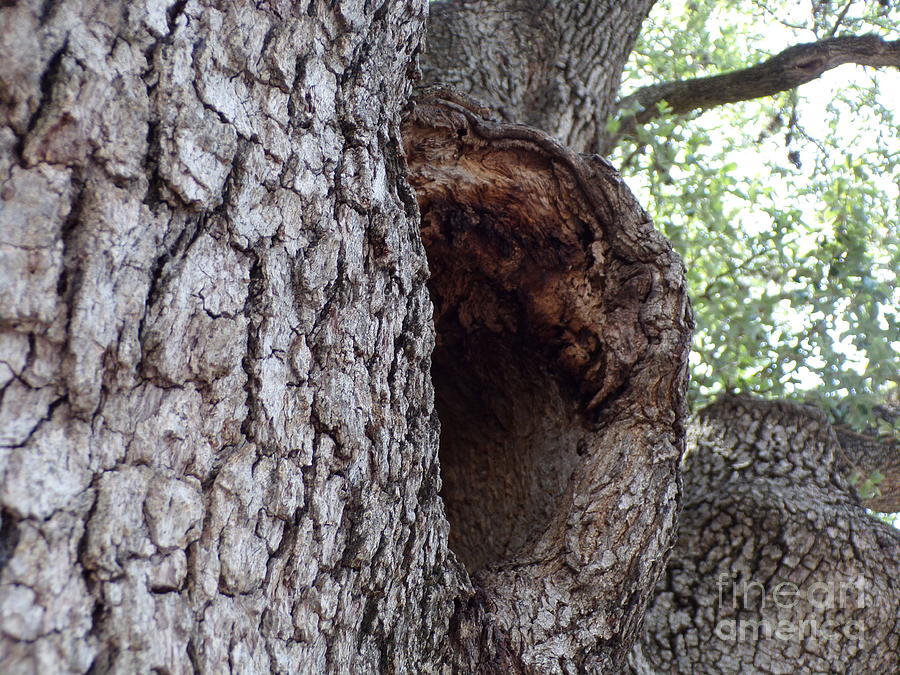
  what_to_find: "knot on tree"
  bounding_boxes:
[400,90,693,664]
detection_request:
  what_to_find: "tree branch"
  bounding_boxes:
[616,34,900,132]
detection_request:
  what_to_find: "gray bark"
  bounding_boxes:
[630,396,900,674]
[1,1,457,672]
[421,0,657,154]
[7,1,891,673]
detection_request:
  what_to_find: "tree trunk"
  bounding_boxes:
[630,396,900,674]
[1,1,459,671]
[1,1,692,672]
[421,0,657,154]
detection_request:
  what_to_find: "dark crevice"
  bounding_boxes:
[213,140,250,221]
[77,481,105,674]
[432,335,585,573]
[55,174,86,298]
[142,120,166,211]
[165,0,189,33]
[186,638,201,673]
[6,395,67,449]
[368,0,390,22]
[239,250,264,444]
[144,215,203,311]
[447,588,528,673]
[18,39,68,162]
[287,55,313,129]
[385,127,418,220]
[38,0,64,24]
[134,214,206,387]
[0,508,21,573]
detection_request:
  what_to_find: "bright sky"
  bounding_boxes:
[644,2,900,527]
[722,62,900,390]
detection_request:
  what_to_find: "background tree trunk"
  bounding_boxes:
[630,397,900,674]
[833,420,900,514]
[421,0,657,154]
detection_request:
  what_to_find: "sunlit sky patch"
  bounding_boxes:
[620,0,899,397]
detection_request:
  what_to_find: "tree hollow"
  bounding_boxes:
[401,95,686,575]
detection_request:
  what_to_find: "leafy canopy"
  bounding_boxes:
[614,0,900,431]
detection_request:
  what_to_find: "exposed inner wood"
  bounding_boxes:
[403,97,638,571]
[403,100,690,672]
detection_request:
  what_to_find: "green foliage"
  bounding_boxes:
[614,0,900,423]
[848,469,886,500]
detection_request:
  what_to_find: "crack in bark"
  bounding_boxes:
[238,249,264,445]
[0,507,21,573]
[165,0,189,34]
[17,39,68,164]
[1,394,68,450]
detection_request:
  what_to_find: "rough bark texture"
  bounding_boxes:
[1,1,462,672]
[0,1,694,672]
[421,0,658,154]
[834,423,900,513]
[6,0,893,673]
[630,396,900,674]
[403,91,693,670]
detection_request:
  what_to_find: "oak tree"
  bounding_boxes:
[0,0,897,672]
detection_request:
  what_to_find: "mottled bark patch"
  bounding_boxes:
[631,396,900,674]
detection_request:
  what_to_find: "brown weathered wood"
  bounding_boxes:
[403,92,692,670]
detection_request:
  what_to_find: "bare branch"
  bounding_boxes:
[828,0,855,39]
[616,34,900,132]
